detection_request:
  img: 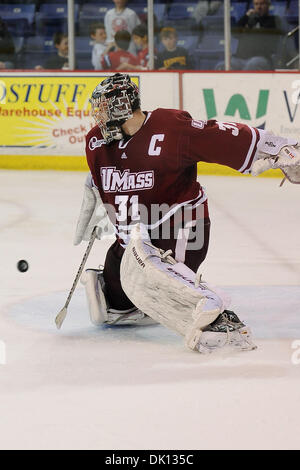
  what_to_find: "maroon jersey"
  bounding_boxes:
[101,50,139,70]
[85,108,260,246]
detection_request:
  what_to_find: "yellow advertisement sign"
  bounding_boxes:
[0,74,139,169]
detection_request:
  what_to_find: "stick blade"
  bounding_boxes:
[55,307,68,329]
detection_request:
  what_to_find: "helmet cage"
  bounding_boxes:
[90,74,140,144]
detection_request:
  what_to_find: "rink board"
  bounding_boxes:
[0,154,284,178]
[0,70,299,176]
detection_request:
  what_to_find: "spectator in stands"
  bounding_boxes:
[36,32,70,70]
[132,23,153,69]
[90,22,111,70]
[0,17,15,69]
[216,0,286,70]
[115,23,157,71]
[104,0,141,54]
[155,27,194,70]
[101,29,139,70]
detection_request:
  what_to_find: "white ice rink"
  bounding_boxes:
[0,169,300,450]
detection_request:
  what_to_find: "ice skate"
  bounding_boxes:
[194,310,257,354]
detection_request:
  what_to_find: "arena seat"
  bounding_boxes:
[75,36,94,70]
[269,1,288,18]
[78,3,111,36]
[21,35,55,69]
[0,4,35,36]
[195,33,238,70]
[36,3,79,36]
[286,0,299,24]
[133,3,166,28]
[230,2,247,23]
[162,3,197,31]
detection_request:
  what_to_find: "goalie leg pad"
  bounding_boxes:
[120,225,229,340]
[81,269,109,325]
[81,269,157,326]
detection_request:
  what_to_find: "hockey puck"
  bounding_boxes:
[17,260,29,272]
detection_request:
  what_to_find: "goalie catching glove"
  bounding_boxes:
[74,173,114,245]
[251,132,300,184]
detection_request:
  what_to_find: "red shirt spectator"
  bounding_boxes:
[101,29,139,70]
[102,49,139,69]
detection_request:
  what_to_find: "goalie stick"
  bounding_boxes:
[55,226,98,329]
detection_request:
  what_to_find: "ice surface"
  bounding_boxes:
[7,286,300,339]
[0,170,300,450]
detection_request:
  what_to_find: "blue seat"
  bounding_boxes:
[76,57,93,70]
[201,1,238,31]
[130,0,166,3]
[165,3,197,20]
[133,3,166,27]
[286,0,298,24]
[230,2,247,23]
[78,3,111,35]
[36,4,79,35]
[21,36,56,68]
[24,36,55,51]
[201,15,224,30]
[163,3,197,30]
[75,36,94,69]
[35,0,68,3]
[196,57,220,70]
[75,36,94,54]
[269,1,287,17]
[0,4,35,36]
[130,3,148,23]
[157,32,199,53]
[195,33,238,70]
[1,0,38,3]
[79,3,111,22]
[200,2,223,30]
[176,34,199,52]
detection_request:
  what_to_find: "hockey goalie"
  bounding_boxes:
[73,73,300,354]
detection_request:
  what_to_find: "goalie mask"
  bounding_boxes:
[90,73,141,144]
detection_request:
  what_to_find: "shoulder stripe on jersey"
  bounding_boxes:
[237,125,258,173]
[144,112,152,125]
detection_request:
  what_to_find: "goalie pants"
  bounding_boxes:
[103,214,211,311]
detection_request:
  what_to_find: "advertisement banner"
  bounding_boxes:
[0,74,140,158]
[1,71,299,175]
[183,72,300,138]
